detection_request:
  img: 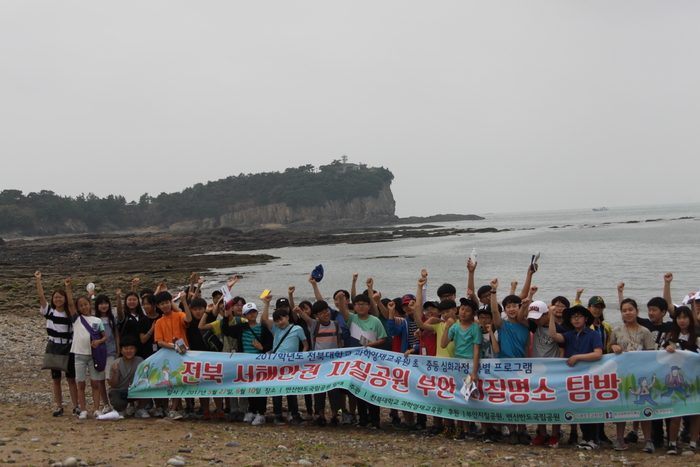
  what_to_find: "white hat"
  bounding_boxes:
[527,301,549,320]
[242,303,258,315]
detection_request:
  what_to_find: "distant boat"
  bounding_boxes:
[592,207,608,211]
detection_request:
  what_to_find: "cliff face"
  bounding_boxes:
[216,181,396,229]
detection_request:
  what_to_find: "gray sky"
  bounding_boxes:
[1,1,698,218]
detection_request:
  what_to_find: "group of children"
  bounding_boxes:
[37,262,700,455]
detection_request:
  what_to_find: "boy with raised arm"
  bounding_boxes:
[337,293,386,429]
[489,278,531,444]
[549,304,604,450]
[261,294,308,426]
[441,296,480,440]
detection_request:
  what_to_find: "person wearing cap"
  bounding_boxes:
[549,305,603,450]
[220,301,272,426]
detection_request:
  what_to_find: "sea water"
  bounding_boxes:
[201,203,700,328]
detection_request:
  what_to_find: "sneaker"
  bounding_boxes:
[481,433,493,443]
[613,438,628,451]
[683,444,696,454]
[518,431,532,445]
[52,407,64,417]
[642,440,655,453]
[667,443,678,455]
[78,411,88,420]
[216,411,225,420]
[393,421,412,431]
[251,414,266,426]
[680,430,691,444]
[577,440,599,450]
[452,427,466,440]
[507,432,520,445]
[547,436,559,448]
[243,412,255,423]
[313,416,327,427]
[191,410,204,419]
[274,415,287,426]
[126,405,136,416]
[438,427,455,438]
[290,416,307,426]
[598,432,613,445]
[624,430,639,444]
[428,425,444,436]
[73,406,81,416]
[341,412,356,425]
[101,405,112,414]
[329,417,339,427]
[567,429,579,445]
[531,434,548,446]
[153,407,165,418]
[93,410,103,418]
[203,410,212,420]
[168,410,183,420]
[135,409,150,419]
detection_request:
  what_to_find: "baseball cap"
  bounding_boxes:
[275,298,290,309]
[242,303,258,315]
[588,296,606,307]
[401,294,416,305]
[527,300,549,320]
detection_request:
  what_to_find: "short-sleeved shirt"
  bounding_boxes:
[432,321,455,358]
[496,319,530,358]
[137,313,161,359]
[71,315,105,356]
[210,318,244,352]
[561,328,603,357]
[271,324,307,353]
[101,316,119,357]
[610,325,655,351]
[40,303,73,344]
[242,323,264,354]
[110,356,144,392]
[154,311,189,348]
[637,317,672,350]
[447,322,481,359]
[310,319,341,351]
[346,313,387,347]
[481,329,498,359]
[529,322,560,358]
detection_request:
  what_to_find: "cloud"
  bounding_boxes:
[588,358,618,376]
[656,349,689,368]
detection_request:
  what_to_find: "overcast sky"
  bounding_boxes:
[1,1,698,218]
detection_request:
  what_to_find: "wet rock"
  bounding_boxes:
[225,442,241,447]
[63,457,79,467]
[298,460,313,466]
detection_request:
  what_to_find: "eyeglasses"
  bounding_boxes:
[354,303,370,308]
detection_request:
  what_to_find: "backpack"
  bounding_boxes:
[312,320,343,350]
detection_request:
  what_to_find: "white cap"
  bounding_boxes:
[527,300,549,320]
[242,303,258,315]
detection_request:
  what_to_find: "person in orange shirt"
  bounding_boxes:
[153,291,192,420]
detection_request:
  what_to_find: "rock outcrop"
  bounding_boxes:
[216,181,397,230]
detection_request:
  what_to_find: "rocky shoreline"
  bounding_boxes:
[0,225,501,315]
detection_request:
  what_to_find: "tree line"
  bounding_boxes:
[0,165,394,234]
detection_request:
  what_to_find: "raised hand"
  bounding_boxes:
[617,282,625,293]
[490,278,498,291]
[421,269,428,279]
[262,294,272,304]
[34,270,41,279]
[288,286,295,294]
[467,258,477,272]
[352,273,359,282]
[366,277,374,288]
[664,273,673,283]
[228,277,238,289]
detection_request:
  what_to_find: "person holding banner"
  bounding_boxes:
[337,293,387,429]
[549,305,603,450]
[609,298,656,453]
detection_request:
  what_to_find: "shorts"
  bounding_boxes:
[74,353,105,382]
[104,356,116,379]
[51,352,76,380]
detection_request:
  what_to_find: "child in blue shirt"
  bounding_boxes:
[549,305,603,450]
[261,295,308,426]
